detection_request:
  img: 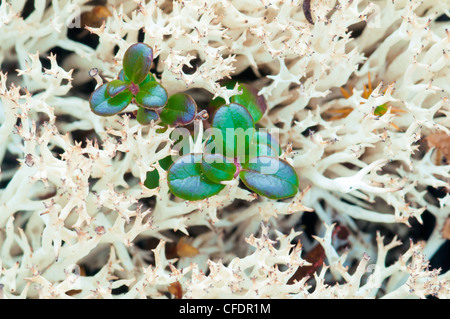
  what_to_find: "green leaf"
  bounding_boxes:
[118,69,129,82]
[144,169,160,189]
[136,107,159,125]
[209,81,267,122]
[118,69,156,84]
[209,96,226,109]
[160,93,197,126]
[239,156,299,199]
[123,42,153,84]
[156,125,169,134]
[244,130,282,162]
[250,143,279,159]
[374,104,388,116]
[135,81,168,109]
[200,153,236,184]
[159,155,173,170]
[168,154,225,200]
[107,79,128,97]
[211,103,255,158]
[208,80,236,109]
[89,83,133,116]
[231,83,267,123]
[253,131,282,155]
[143,156,174,189]
[139,73,157,86]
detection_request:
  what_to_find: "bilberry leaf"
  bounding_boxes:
[117,69,129,82]
[239,156,299,199]
[200,153,236,184]
[231,83,267,123]
[210,82,267,122]
[136,107,159,125]
[160,93,197,126]
[374,104,388,116]
[107,79,128,97]
[135,81,168,109]
[168,154,225,200]
[118,69,156,84]
[159,155,174,170]
[89,83,132,116]
[211,103,255,158]
[248,142,279,160]
[139,73,157,86]
[123,42,153,84]
[144,169,160,189]
[248,130,282,159]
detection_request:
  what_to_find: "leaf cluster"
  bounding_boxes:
[89,43,299,201]
[166,83,299,201]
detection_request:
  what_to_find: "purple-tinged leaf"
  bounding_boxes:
[89,83,132,116]
[123,43,153,84]
[200,153,236,184]
[231,83,267,123]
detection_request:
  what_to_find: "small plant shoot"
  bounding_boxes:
[89,43,300,202]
